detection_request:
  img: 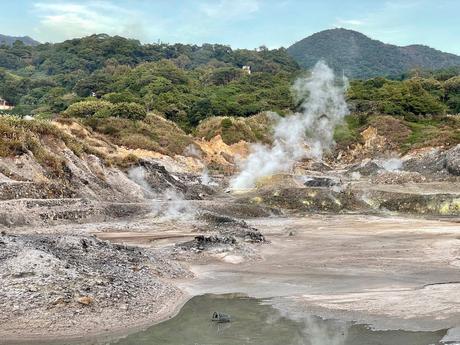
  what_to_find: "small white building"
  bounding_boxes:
[242,65,251,75]
[0,97,14,110]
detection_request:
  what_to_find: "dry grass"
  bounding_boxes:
[83,113,193,156]
[368,115,412,146]
[106,153,140,169]
[403,115,460,150]
[195,112,275,145]
[0,116,104,176]
[335,114,459,153]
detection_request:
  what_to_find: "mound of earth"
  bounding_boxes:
[0,232,187,338]
[400,144,460,180]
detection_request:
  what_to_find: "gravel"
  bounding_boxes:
[0,232,187,339]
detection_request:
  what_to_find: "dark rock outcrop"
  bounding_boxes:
[446,145,460,176]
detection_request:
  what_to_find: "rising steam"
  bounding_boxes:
[230,61,349,190]
[127,166,195,220]
[184,144,217,186]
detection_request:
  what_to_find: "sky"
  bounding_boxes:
[1,0,460,54]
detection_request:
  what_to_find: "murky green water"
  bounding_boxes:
[19,294,446,345]
[108,294,445,345]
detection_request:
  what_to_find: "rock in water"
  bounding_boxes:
[211,312,231,323]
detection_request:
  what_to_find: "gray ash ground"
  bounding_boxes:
[196,211,265,242]
[0,231,187,339]
[0,144,460,342]
[0,208,266,341]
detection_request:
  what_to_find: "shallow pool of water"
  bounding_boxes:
[107,294,445,345]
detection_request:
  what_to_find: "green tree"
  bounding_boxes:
[64,100,113,118]
[444,76,460,113]
[108,102,146,120]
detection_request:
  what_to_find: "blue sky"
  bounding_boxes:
[2,0,460,54]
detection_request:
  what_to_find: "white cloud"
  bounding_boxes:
[199,0,260,20]
[332,1,420,44]
[33,1,155,42]
[336,18,366,27]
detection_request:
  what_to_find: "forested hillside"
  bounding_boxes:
[0,34,39,47]
[0,33,459,135]
[0,34,299,129]
[287,29,460,79]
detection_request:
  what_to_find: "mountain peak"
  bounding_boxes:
[287,29,460,78]
[0,34,40,47]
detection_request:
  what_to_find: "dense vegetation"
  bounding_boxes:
[0,35,298,129]
[287,29,460,79]
[0,33,459,143]
[348,75,460,115]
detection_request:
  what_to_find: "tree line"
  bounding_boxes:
[0,34,459,132]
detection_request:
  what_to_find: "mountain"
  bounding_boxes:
[0,34,39,47]
[287,28,460,79]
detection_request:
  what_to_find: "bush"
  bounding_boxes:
[64,100,113,118]
[221,118,233,129]
[447,94,460,114]
[445,77,460,113]
[102,92,139,104]
[403,113,419,122]
[64,100,147,120]
[108,102,147,120]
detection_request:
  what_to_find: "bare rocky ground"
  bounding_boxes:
[0,232,187,341]
[0,143,459,343]
[0,209,266,343]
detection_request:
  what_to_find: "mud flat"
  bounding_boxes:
[1,143,459,343]
[0,207,265,344]
[179,215,460,334]
[2,211,460,343]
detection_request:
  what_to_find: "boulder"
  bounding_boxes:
[445,145,460,176]
[402,148,446,175]
[303,176,339,187]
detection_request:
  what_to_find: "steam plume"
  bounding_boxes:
[230,61,348,190]
[379,157,402,171]
[128,166,155,197]
[127,166,195,220]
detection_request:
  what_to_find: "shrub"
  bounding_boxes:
[64,100,113,118]
[108,102,147,120]
[102,92,139,104]
[221,118,233,129]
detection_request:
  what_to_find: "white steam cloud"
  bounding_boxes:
[379,157,402,172]
[230,61,349,190]
[128,166,155,197]
[127,166,195,220]
[151,189,195,220]
[201,167,218,186]
[184,144,217,186]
